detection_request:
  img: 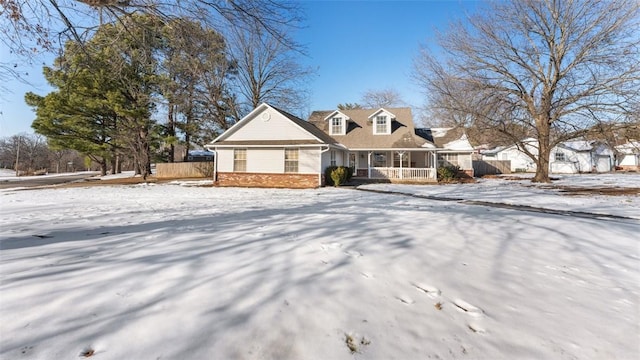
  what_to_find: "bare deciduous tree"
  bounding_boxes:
[414,0,640,182]
[337,103,362,110]
[0,0,303,83]
[228,25,313,116]
[360,88,405,109]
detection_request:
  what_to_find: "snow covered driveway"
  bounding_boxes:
[1,180,638,359]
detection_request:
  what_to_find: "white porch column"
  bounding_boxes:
[398,151,405,179]
[368,151,372,178]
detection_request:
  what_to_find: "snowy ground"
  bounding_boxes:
[0,174,639,359]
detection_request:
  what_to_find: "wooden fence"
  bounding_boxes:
[155,162,213,179]
[473,160,511,176]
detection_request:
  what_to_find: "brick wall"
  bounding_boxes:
[216,172,320,188]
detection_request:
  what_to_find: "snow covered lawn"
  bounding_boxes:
[1,175,639,359]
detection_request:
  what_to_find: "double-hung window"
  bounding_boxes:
[374,116,388,134]
[373,152,387,167]
[330,117,343,135]
[285,148,299,173]
[233,149,247,172]
[330,150,337,166]
[438,153,459,167]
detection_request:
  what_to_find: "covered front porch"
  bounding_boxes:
[348,150,437,181]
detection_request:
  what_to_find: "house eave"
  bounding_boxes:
[346,147,437,151]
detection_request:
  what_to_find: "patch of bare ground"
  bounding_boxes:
[58,177,211,188]
[549,186,640,196]
[482,175,640,196]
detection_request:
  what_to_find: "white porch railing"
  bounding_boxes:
[370,167,436,180]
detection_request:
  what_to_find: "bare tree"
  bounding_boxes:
[160,18,237,160]
[360,88,405,109]
[414,0,640,182]
[0,0,303,83]
[0,133,50,173]
[337,103,362,110]
[228,24,313,115]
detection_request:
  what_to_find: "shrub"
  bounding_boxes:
[325,166,352,186]
[331,167,346,186]
[437,165,460,182]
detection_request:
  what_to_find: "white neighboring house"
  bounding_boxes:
[206,103,347,188]
[550,141,614,173]
[429,128,476,175]
[480,138,539,172]
[615,141,640,171]
[481,139,614,174]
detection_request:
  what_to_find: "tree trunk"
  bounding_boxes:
[115,154,121,173]
[168,103,175,162]
[138,127,151,180]
[99,158,108,176]
[533,115,552,183]
[110,154,116,174]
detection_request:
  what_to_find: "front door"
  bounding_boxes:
[349,152,357,175]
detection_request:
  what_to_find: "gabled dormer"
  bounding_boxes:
[324,110,349,136]
[368,108,395,135]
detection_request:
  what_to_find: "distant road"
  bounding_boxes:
[0,173,99,189]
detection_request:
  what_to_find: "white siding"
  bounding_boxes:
[216,148,235,172]
[550,150,587,173]
[321,149,347,169]
[248,148,284,173]
[217,147,322,174]
[619,154,639,166]
[485,147,537,172]
[300,148,320,174]
[226,108,316,141]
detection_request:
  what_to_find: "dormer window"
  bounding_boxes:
[369,108,394,135]
[374,115,389,135]
[325,111,348,135]
[330,117,345,135]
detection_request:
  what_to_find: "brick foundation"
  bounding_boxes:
[216,172,320,188]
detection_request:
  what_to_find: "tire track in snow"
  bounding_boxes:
[355,187,637,221]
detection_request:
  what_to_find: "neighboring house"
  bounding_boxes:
[480,138,538,172]
[481,138,615,173]
[422,127,475,177]
[614,141,640,171]
[186,150,215,162]
[308,108,475,182]
[206,103,347,188]
[550,140,614,173]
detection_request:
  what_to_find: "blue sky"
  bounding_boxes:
[0,0,478,137]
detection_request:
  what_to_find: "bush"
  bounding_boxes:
[437,165,460,182]
[325,166,352,186]
[331,167,346,186]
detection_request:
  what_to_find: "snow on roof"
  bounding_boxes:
[430,127,451,138]
[188,150,214,156]
[561,141,594,152]
[615,141,640,154]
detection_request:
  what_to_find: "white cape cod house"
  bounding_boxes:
[308,108,474,180]
[206,103,475,188]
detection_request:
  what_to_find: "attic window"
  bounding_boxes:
[330,117,344,135]
[374,115,389,135]
[555,152,566,162]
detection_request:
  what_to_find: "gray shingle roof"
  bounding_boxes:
[416,127,467,148]
[271,105,339,145]
[308,108,433,149]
